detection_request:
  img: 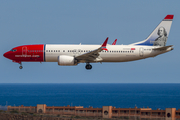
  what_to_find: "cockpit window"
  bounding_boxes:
[10,49,17,52]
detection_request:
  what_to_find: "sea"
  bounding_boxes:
[0,83,180,110]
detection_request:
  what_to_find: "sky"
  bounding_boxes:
[0,0,180,83]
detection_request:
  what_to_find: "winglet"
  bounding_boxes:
[112,39,117,45]
[101,37,108,51]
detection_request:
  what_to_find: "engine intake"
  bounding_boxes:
[58,55,77,66]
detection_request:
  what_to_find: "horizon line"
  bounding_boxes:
[0,83,179,84]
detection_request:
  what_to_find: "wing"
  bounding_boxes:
[112,39,117,45]
[75,37,108,63]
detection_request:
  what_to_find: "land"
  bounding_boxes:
[0,110,105,120]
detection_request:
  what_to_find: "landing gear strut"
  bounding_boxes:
[85,63,92,70]
[19,63,23,69]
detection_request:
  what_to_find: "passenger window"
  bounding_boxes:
[58,50,60,52]
[51,50,53,52]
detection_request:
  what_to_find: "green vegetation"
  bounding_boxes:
[119,116,123,119]
[124,116,129,119]
[21,112,28,115]
[29,113,34,115]
[74,115,81,118]
[10,110,19,114]
[137,117,140,120]
[0,110,4,113]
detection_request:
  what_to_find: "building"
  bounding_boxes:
[7,104,180,119]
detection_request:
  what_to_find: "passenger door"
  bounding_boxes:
[22,47,27,56]
[139,47,144,57]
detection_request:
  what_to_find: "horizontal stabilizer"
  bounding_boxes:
[153,45,173,50]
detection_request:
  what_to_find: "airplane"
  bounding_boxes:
[3,15,174,70]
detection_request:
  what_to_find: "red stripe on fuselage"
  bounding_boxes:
[6,44,44,62]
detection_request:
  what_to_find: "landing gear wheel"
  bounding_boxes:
[85,64,92,70]
[19,66,23,69]
[19,62,23,69]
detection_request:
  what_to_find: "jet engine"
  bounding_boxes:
[58,55,78,66]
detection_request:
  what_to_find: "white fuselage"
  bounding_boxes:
[44,44,172,63]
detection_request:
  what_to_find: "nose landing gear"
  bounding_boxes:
[19,63,23,69]
[85,63,92,70]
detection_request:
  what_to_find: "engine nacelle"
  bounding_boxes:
[58,55,77,66]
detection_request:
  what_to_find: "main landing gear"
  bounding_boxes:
[85,63,92,70]
[19,63,23,69]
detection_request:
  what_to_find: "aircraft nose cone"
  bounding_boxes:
[3,52,8,58]
[3,52,10,59]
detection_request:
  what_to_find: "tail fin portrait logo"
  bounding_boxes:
[153,27,167,46]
